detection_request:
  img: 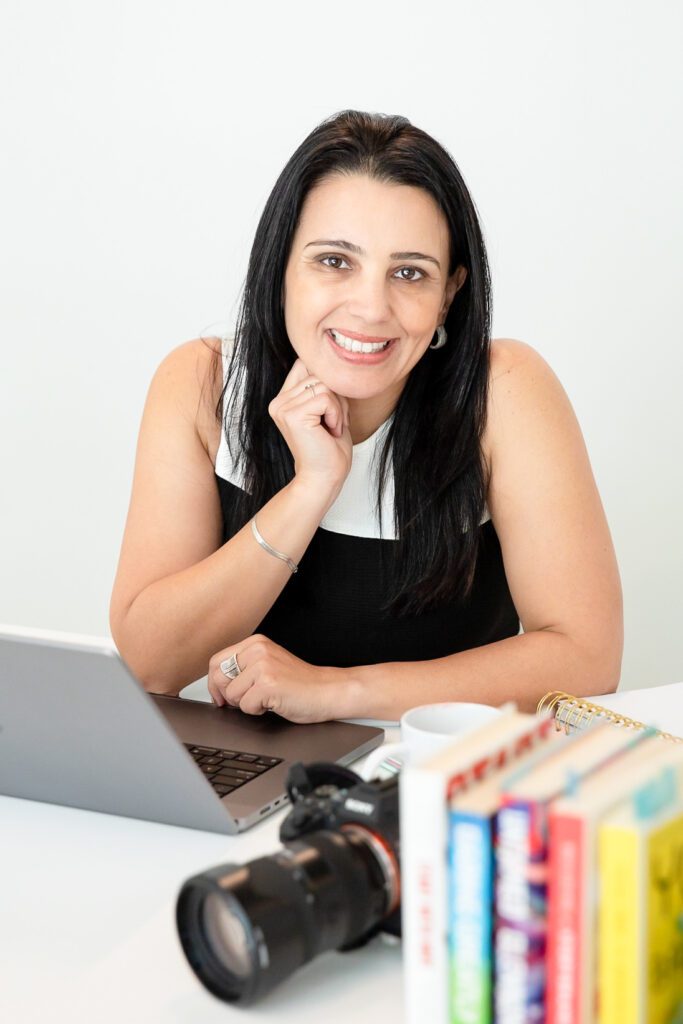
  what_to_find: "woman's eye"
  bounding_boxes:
[320,255,350,270]
[394,266,424,282]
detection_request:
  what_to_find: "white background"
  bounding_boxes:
[1,1,681,690]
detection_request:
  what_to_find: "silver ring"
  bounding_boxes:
[219,653,242,679]
[304,382,317,396]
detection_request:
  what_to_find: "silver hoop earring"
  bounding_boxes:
[429,325,447,350]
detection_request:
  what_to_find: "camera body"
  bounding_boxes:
[279,761,402,942]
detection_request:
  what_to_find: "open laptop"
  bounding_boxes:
[0,626,384,834]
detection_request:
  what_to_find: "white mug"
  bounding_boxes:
[361,701,505,780]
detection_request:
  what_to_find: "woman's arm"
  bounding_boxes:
[109,339,341,694]
[335,339,623,717]
[207,339,622,723]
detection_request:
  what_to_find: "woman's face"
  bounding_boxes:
[283,173,467,407]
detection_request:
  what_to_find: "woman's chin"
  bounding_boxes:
[326,378,389,401]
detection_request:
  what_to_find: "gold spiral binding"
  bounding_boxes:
[536,691,682,743]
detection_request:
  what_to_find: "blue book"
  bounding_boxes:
[447,718,560,1024]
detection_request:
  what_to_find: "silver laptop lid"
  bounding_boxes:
[0,629,238,832]
[0,627,384,834]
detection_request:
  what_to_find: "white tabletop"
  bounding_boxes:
[1,720,404,1024]
[3,684,682,1024]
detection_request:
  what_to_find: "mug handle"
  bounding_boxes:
[360,742,409,781]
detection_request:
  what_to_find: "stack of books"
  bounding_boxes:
[400,695,683,1024]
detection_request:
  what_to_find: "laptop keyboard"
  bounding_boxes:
[184,744,283,797]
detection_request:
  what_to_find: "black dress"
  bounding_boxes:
[214,403,520,669]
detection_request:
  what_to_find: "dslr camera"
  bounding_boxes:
[176,760,400,1005]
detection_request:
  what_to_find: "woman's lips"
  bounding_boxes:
[329,327,397,343]
[326,329,398,364]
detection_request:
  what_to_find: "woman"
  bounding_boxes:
[109,109,623,721]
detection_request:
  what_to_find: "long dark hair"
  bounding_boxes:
[214,109,492,617]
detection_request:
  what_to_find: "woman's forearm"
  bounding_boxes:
[111,477,338,694]
[335,628,622,720]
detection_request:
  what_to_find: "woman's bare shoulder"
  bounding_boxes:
[153,335,223,383]
[484,338,568,463]
[489,337,546,380]
[487,337,564,405]
[149,336,225,461]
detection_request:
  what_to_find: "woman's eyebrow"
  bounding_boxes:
[303,238,441,270]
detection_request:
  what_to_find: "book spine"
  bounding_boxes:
[448,810,494,1024]
[645,810,683,1021]
[493,798,547,1024]
[598,823,639,1024]
[546,812,583,1024]
[401,766,450,1024]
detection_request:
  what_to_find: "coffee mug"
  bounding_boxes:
[361,701,505,780]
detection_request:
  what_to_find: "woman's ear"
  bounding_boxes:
[440,265,468,319]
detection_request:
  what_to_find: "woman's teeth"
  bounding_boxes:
[329,329,391,353]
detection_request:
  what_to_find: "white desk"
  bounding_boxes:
[3,684,682,1024]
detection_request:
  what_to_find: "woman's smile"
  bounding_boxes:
[326,328,398,364]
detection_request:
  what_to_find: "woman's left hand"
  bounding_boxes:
[207,634,345,724]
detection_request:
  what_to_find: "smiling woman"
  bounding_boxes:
[109,109,623,721]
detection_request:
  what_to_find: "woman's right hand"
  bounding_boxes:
[268,357,353,498]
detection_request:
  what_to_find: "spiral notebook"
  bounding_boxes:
[537,690,683,744]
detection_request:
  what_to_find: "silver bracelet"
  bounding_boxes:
[251,516,298,574]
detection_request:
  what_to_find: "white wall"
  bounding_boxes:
[1,0,681,691]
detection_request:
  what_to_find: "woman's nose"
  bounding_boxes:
[344,270,393,324]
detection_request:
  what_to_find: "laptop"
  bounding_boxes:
[0,626,384,834]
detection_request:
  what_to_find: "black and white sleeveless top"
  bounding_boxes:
[214,343,519,668]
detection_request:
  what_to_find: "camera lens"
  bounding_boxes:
[201,891,253,978]
[176,826,398,1005]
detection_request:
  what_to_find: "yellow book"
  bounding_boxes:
[598,773,683,1024]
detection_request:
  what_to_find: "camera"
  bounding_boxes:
[176,761,400,1005]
